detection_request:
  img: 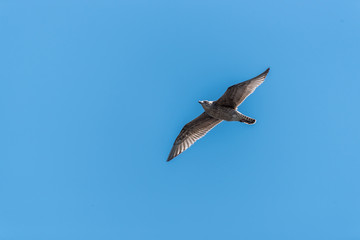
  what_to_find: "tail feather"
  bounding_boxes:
[239,114,256,125]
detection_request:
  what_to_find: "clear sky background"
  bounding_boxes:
[1,0,360,239]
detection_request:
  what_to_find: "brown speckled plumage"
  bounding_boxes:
[167,68,270,162]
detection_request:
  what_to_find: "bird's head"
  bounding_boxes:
[198,100,212,107]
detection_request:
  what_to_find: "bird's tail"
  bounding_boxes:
[239,114,256,125]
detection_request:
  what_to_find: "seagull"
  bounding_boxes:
[167,68,270,162]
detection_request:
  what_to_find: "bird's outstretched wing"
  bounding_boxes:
[215,68,270,109]
[167,112,222,161]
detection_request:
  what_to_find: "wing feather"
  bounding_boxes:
[167,112,222,161]
[215,68,269,109]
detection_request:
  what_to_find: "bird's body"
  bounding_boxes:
[167,68,270,161]
[199,101,256,123]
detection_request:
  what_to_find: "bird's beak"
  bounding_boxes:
[198,101,202,104]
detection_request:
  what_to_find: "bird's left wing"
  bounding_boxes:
[215,68,269,109]
[167,112,222,161]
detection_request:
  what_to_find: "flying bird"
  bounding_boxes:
[167,68,270,162]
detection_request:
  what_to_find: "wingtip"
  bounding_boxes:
[257,68,270,79]
[252,68,270,80]
[166,155,174,162]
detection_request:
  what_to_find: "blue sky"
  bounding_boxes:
[1,0,360,239]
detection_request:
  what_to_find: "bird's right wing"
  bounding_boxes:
[167,112,222,161]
